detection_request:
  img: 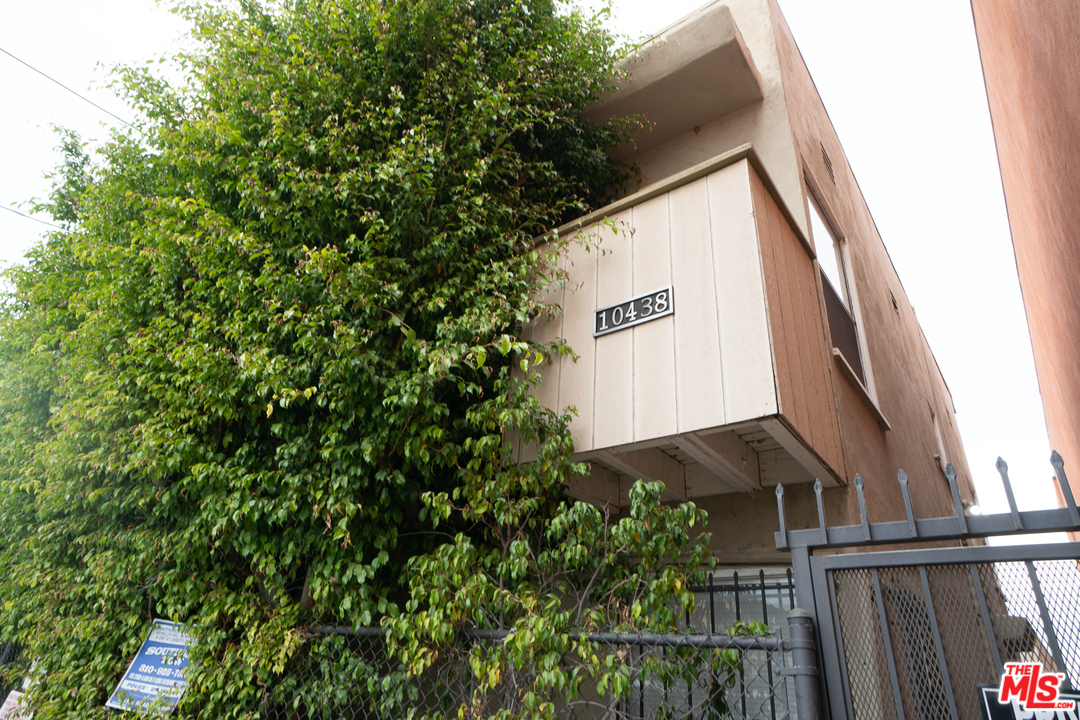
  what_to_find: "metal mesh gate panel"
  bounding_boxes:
[830,555,1080,720]
[832,568,897,720]
[775,453,1080,720]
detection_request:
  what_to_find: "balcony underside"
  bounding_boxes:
[566,419,838,510]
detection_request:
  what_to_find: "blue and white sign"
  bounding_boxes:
[106,620,191,713]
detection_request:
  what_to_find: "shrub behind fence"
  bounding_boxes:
[261,626,804,720]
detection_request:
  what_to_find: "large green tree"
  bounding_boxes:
[0,0,713,717]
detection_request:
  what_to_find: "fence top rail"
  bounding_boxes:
[306,626,786,651]
[817,539,1080,570]
[775,452,1080,551]
[777,507,1080,550]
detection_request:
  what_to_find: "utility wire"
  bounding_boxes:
[1,205,63,230]
[0,46,133,128]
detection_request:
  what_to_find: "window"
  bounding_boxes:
[808,190,869,389]
[810,194,846,303]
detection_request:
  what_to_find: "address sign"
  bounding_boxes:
[594,287,674,337]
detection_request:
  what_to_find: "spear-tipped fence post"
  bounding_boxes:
[854,475,871,542]
[814,480,828,546]
[1051,451,1080,527]
[946,464,968,535]
[776,485,788,549]
[898,469,917,538]
[996,457,1023,530]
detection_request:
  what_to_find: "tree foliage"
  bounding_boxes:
[0,0,716,717]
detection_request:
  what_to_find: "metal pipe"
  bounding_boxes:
[918,566,959,719]
[735,570,747,720]
[709,571,716,635]
[786,608,822,720]
[777,484,789,549]
[1025,560,1071,687]
[872,569,907,720]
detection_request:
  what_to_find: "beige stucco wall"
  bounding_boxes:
[626,0,807,241]
[969,0,1080,494]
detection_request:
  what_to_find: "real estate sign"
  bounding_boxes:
[0,690,31,720]
[106,620,190,713]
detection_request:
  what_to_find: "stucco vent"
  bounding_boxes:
[821,143,835,183]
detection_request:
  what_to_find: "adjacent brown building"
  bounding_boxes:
[968,1,1080,507]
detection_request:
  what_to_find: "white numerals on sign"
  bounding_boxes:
[594,287,674,337]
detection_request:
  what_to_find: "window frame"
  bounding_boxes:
[804,176,878,404]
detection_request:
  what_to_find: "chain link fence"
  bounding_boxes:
[832,556,1080,720]
[0,643,20,696]
[260,626,807,720]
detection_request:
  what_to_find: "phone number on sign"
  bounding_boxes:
[138,664,185,679]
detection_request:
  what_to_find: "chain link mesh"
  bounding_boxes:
[832,568,897,720]
[259,630,798,720]
[877,567,949,718]
[832,557,1080,720]
[925,564,997,720]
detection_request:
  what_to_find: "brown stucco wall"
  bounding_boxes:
[765,0,977,525]
[969,0,1080,492]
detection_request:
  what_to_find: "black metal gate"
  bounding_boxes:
[776,453,1080,720]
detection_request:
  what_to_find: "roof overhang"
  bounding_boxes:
[583,3,764,161]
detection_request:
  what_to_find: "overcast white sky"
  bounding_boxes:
[0,0,1057,517]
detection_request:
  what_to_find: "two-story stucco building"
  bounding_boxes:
[515,0,979,567]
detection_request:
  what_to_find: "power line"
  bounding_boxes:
[0,46,133,128]
[1,205,63,230]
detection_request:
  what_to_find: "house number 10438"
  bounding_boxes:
[593,287,674,337]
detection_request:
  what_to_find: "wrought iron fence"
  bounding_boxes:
[260,622,813,720]
[689,570,796,637]
[776,451,1080,720]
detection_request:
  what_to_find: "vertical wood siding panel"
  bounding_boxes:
[812,282,845,477]
[749,165,845,480]
[559,228,602,454]
[711,163,777,422]
[592,213,635,449]
[807,276,846,479]
[795,242,842,476]
[629,194,677,442]
[765,186,808,435]
[669,177,725,432]
[798,229,828,452]
[745,167,787,421]
[775,201,819,450]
